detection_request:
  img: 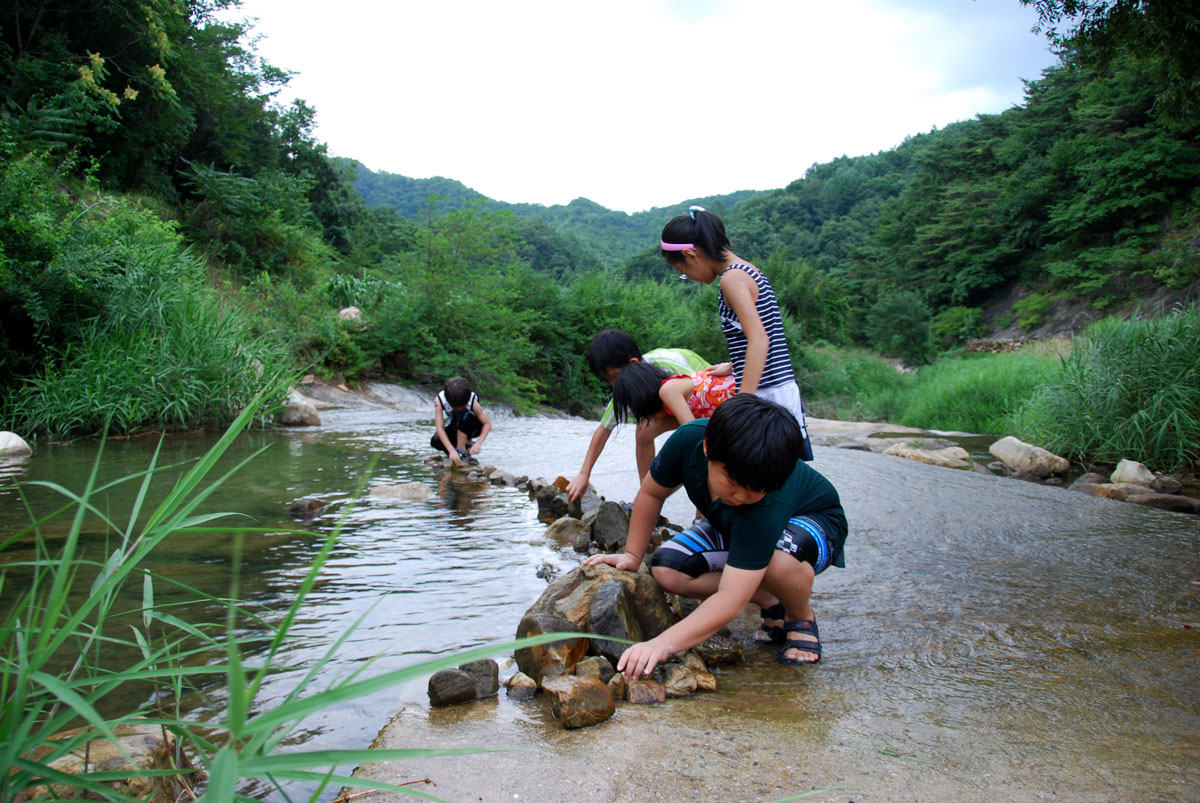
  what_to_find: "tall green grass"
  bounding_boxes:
[0,393,579,802]
[794,344,912,422]
[2,196,292,440]
[896,351,1061,435]
[1011,305,1200,471]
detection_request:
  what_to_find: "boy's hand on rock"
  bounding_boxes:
[617,640,671,680]
[582,552,640,571]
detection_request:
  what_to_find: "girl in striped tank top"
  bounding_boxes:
[660,206,813,460]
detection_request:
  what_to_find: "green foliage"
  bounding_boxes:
[1021,0,1200,125]
[794,345,911,422]
[1011,304,1200,471]
[1012,292,1056,330]
[765,254,852,345]
[897,352,1060,434]
[929,306,983,350]
[864,291,934,365]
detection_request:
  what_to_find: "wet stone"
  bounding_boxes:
[693,635,743,666]
[428,669,477,707]
[545,516,589,547]
[536,484,569,521]
[458,659,499,698]
[607,672,627,701]
[505,672,538,700]
[540,675,615,729]
[575,655,615,685]
[694,670,718,692]
[587,580,645,666]
[626,679,666,704]
[591,500,631,552]
[513,612,588,685]
[663,664,697,697]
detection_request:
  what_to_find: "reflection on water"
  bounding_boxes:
[0,403,581,800]
[3,390,1199,801]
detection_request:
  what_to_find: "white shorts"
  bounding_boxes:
[755,381,814,460]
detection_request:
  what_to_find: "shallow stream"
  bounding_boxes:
[1,383,1197,801]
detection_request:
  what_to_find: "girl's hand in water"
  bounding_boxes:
[582,551,641,571]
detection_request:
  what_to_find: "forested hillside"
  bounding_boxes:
[1,0,1197,462]
[353,163,759,262]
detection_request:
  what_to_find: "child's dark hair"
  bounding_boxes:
[704,394,803,493]
[660,207,731,266]
[443,376,473,408]
[612,361,671,424]
[587,329,642,379]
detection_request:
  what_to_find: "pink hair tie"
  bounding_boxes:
[661,241,694,251]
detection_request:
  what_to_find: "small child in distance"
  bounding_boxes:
[611,360,736,430]
[430,376,491,467]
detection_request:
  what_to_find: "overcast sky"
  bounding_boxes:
[225,0,1060,214]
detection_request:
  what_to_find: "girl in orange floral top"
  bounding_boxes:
[612,360,736,429]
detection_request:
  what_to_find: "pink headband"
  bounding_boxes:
[660,241,694,251]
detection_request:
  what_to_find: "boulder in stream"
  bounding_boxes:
[988,436,1069,477]
[1110,459,1154,486]
[0,431,31,457]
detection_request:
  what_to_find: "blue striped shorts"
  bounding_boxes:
[649,516,832,578]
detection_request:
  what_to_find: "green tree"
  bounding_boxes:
[1021,0,1200,125]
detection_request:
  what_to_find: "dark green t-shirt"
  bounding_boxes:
[649,419,847,571]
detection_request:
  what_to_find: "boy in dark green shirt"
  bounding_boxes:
[584,394,847,677]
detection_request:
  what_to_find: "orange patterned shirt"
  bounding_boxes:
[664,370,737,419]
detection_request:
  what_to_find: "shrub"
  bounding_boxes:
[1011,304,1200,471]
[864,290,934,365]
[929,305,983,350]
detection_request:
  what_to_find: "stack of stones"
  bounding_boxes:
[503,564,743,729]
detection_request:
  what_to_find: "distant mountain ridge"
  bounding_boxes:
[349,161,761,260]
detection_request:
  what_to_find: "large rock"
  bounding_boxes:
[278,401,320,427]
[544,516,589,547]
[590,501,631,552]
[988,436,1069,478]
[587,581,645,665]
[523,565,678,650]
[513,612,588,685]
[1111,459,1155,486]
[0,431,31,457]
[21,722,199,802]
[1094,482,1161,502]
[540,675,615,729]
[883,443,971,469]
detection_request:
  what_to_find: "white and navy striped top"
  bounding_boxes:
[717,264,795,390]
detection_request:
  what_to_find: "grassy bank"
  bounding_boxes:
[798,304,1200,473]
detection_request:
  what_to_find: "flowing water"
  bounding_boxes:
[2,383,1198,801]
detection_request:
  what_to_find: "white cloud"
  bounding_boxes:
[225,0,1057,213]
